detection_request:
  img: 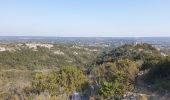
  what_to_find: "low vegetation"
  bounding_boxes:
[0,43,170,99]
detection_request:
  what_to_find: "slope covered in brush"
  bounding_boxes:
[95,43,162,65]
[90,43,167,99]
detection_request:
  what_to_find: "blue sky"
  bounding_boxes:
[0,0,170,37]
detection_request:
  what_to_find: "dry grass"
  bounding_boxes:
[0,70,32,99]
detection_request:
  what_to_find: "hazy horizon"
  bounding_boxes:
[1,36,170,38]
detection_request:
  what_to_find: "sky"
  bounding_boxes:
[0,0,170,37]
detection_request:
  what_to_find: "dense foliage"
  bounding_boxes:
[32,66,88,96]
[90,43,166,98]
[95,43,162,65]
[144,56,170,91]
[92,59,137,99]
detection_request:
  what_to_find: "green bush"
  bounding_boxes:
[57,66,88,94]
[32,72,58,95]
[31,66,88,95]
[99,71,133,99]
[93,57,139,98]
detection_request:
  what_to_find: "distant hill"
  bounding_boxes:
[0,43,101,70]
[95,43,162,65]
